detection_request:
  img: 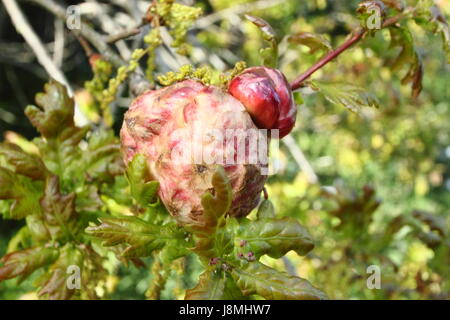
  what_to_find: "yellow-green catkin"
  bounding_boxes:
[145,258,168,300]
[144,28,163,83]
[85,58,113,104]
[100,48,148,127]
[157,61,246,88]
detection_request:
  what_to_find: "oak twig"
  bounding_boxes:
[290,12,408,90]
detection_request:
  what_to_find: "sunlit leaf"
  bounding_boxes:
[126,154,159,207]
[231,262,327,300]
[288,32,332,54]
[389,27,424,98]
[40,175,78,241]
[230,217,314,259]
[25,80,75,138]
[414,3,450,63]
[245,14,278,68]
[83,129,123,181]
[0,143,48,180]
[185,270,226,300]
[256,199,275,219]
[356,0,386,31]
[309,80,379,113]
[86,216,185,258]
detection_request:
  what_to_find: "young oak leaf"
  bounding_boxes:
[231,261,327,300]
[40,175,78,241]
[414,3,450,63]
[25,80,75,138]
[245,14,278,68]
[83,129,123,181]
[389,27,423,99]
[288,32,332,54]
[308,80,379,114]
[256,199,276,220]
[229,217,314,259]
[38,245,84,300]
[185,270,227,300]
[187,166,232,259]
[200,166,232,227]
[126,154,159,207]
[86,216,185,258]
[185,270,246,300]
[0,167,43,219]
[0,143,48,180]
[0,246,59,283]
[356,0,386,31]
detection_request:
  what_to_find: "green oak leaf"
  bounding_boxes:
[288,32,332,54]
[126,154,159,207]
[86,216,186,258]
[245,14,278,68]
[0,142,48,180]
[256,199,276,219]
[389,26,423,98]
[229,217,314,259]
[0,167,43,219]
[188,166,232,259]
[185,270,226,300]
[414,2,450,63]
[82,128,123,181]
[309,80,379,114]
[38,245,84,300]
[40,175,78,241]
[231,261,327,300]
[356,0,386,32]
[0,246,59,283]
[33,125,90,180]
[200,166,232,228]
[185,270,247,300]
[25,80,75,138]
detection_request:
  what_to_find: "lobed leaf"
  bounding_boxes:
[38,245,84,300]
[288,32,332,54]
[356,0,386,31]
[86,216,185,258]
[309,81,379,114]
[230,217,314,259]
[0,167,43,219]
[200,166,232,228]
[40,175,78,241]
[414,3,450,63]
[126,154,159,207]
[185,270,248,300]
[0,143,48,180]
[256,199,276,219]
[25,80,75,138]
[389,27,423,98]
[245,14,278,68]
[185,270,227,300]
[231,261,327,300]
[83,129,123,181]
[0,246,59,283]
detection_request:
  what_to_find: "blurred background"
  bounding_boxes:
[0,0,449,299]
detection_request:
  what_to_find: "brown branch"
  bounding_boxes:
[28,0,152,95]
[290,12,409,90]
[28,0,124,68]
[3,0,71,90]
[106,20,147,44]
